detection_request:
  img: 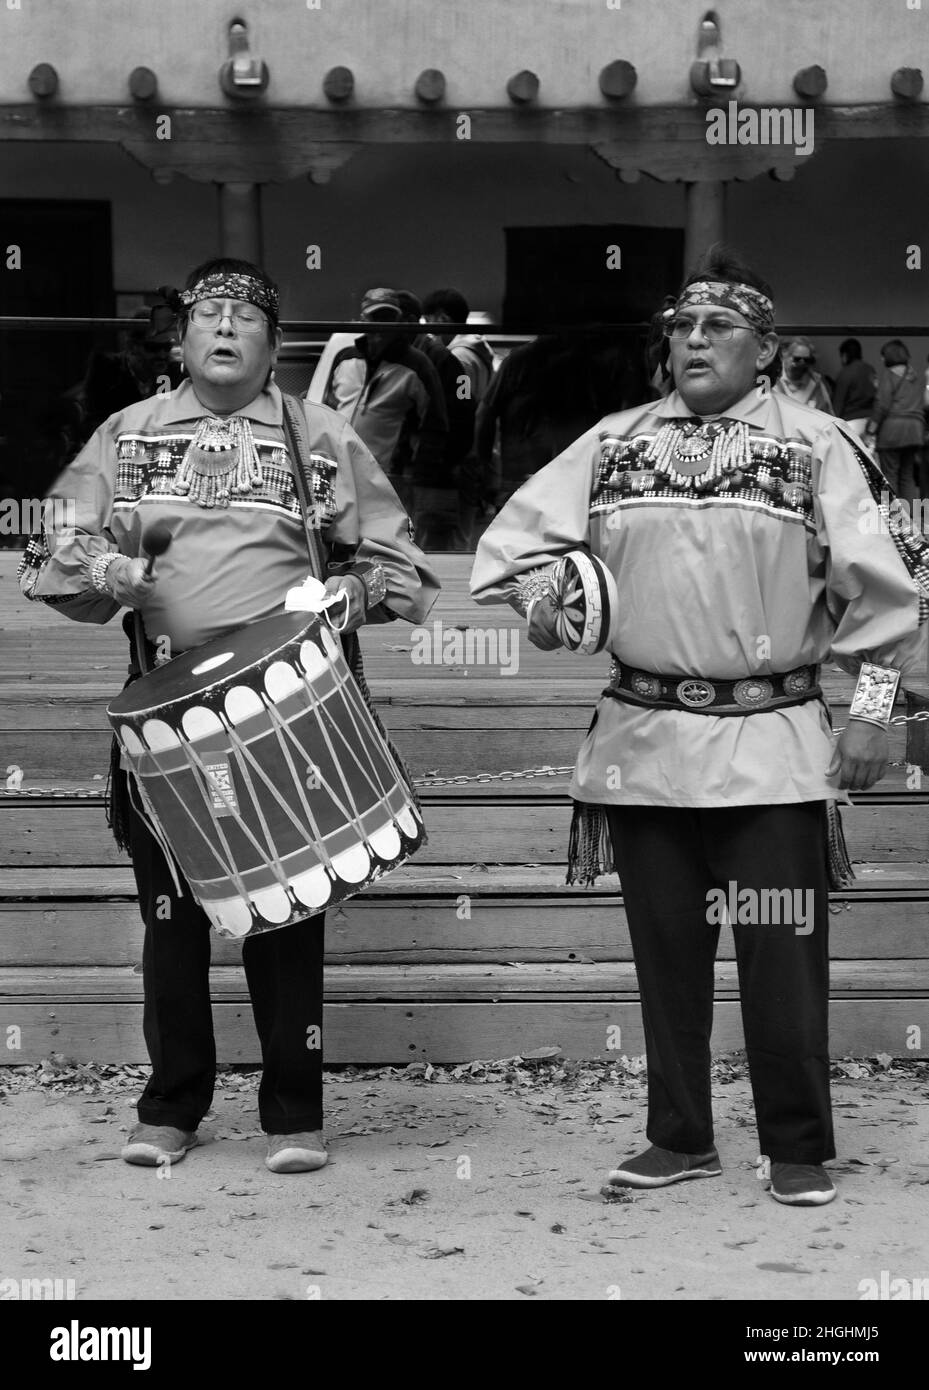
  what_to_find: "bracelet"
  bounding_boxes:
[849,661,901,728]
[515,566,554,620]
[89,552,120,595]
[347,561,387,609]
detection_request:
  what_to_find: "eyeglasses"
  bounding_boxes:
[663,316,757,343]
[188,300,267,333]
[789,355,812,364]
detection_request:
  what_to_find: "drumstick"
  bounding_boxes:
[142,521,173,577]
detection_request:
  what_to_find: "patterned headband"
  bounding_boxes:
[673,280,775,335]
[176,271,280,323]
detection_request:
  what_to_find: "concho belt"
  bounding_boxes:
[604,662,822,717]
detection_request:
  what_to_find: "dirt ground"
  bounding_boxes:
[2,1055,927,1302]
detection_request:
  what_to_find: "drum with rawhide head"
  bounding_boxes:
[107,612,424,939]
[547,550,618,655]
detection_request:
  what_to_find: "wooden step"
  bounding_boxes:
[1,869,928,967]
[5,960,929,1001]
[1,797,926,866]
[0,725,913,785]
[0,994,924,1065]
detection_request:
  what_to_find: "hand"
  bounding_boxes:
[323,573,366,635]
[106,556,157,608]
[527,594,565,652]
[826,719,889,791]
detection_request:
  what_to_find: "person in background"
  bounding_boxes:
[474,332,637,509]
[75,304,182,447]
[322,288,447,514]
[396,289,473,549]
[866,340,926,505]
[831,338,877,440]
[421,288,498,548]
[773,336,833,413]
[421,288,497,408]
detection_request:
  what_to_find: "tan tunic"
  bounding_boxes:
[471,388,929,809]
[23,381,440,652]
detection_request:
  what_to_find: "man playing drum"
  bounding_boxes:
[20,258,439,1174]
[472,248,929,1207]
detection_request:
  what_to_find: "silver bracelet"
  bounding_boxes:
[849,662,900,729]
[89,552,120,595]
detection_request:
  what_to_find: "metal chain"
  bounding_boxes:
[3,711,929,799]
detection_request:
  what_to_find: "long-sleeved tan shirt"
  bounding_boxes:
[22,380,440,653]
[471,388,929,809]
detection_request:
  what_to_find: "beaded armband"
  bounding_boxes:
[515,566,554,620]
[89,552,120,595]
[849,662,901,729]
[348,560,387,609]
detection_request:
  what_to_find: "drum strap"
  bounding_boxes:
[280,392,329,583]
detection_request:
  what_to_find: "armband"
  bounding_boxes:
[849,662,901,729]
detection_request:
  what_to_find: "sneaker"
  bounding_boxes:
[121,1123,198,1167]
[265,1132,328,1174]
[608,1143,721,1188]
[769,1162,836,1206]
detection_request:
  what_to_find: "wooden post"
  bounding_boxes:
[218,182,263,263]
[684,180,726,272]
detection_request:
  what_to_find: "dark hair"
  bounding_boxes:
[679,243,780,385]
[881,339,910,367]
[421,288,470,323]
[395,289,423,322]
[172,257,279,344]
[839,337,862,361]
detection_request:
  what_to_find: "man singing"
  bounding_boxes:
[20,258,439,1175]
[471,249,929,1207]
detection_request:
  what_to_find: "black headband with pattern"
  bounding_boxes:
[672,279,776,336]
[175,271,280,323]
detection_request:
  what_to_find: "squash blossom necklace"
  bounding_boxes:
[171,415,264,508]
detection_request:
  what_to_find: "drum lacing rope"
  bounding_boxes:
[139,744,256,905]
[179,735,308,894]
[260,689,370,852]
[237,705,337,875]
[126,768,185,899]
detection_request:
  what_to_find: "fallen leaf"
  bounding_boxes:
[756,1262,812,1274]
[419,1245,464,1259]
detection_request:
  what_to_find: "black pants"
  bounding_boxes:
[606,801,835,1164]
[128,789,325,1135]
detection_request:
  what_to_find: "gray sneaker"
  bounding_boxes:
[121,1123,198,1167]
[266,1132,328,1174]
[608,1143,721,1188]
[769,1162,837,1206]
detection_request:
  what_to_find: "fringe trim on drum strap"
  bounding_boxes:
[826,799,855,890]
[105,748,133,854]
[566,801,614,886]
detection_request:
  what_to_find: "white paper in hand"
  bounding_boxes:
[284,575,343,614]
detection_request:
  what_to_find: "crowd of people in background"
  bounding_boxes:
[4,287,929,553]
